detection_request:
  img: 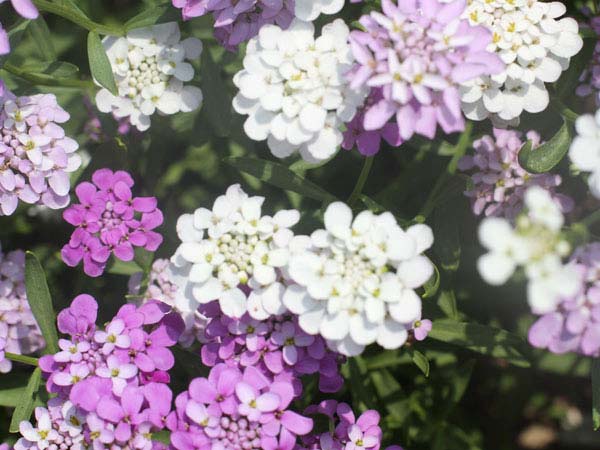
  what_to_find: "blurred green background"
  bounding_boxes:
[1,0,600,449]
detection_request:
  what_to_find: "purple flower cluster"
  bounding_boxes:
[529,243,600,356]
[0,87,81,216]
[61,169,163,277]
[172,0,294,51]
[0,0,39,55]
[170,363,313,450]
[458,128,574,220]
[298,400,394,450]
[0,245,44,373]
[128,258,209,347]
[347,0,503,146]
[199,302,345,394]
[25,294,184,450]
[577,11,600,106]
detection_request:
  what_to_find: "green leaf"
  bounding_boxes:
[25,252,59,354]
[0,19,31,68]
[518,121,571,173]
[408,348,430,377]
[107,259,143,276]
[28,17,56,60]
[593,359,600,430]
[348,357,377,410]
[20,61,80,78]
[201,48,231,137]
[124,6,179,30]
[437,290,459,320]
[87,31,118,95]
[224,157,337,203]
[9,368,41,433]
[428,319,530,368]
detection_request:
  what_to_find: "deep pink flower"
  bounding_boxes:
[61,168,163,277]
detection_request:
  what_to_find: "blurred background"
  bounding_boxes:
[1,0,600,449]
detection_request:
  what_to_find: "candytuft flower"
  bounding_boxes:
[0,244,44,373]
[61,169,164,277]
[233,19,367,162]
[284,201,434,356]
[0,87,81,215]
[95,22,203,132]
[461,0,583,125]
[569,110,600,198]
[459,128,573,220]
[170,184,299,319]
[348,0,503,144]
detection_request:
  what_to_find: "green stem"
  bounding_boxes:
[4,352,39,367]
[347,156,374,206]
[32,0,123,36]
[582,209,600,228]
[2,62,95,89]
[551,98,579,123]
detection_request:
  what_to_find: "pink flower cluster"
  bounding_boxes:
[172,0,294,51]
[298,400,387,450]
[61,169,163,277]
[0,245,44,373]
[458,128,573,220]
[577,10,600,107]
[170,363,313,450]
[529,243,600,356]
[347,0,503,147]
[0,87,81,216]
[199,302,345,394]
[26,294,183,450]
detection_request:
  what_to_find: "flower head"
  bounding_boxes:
[60,168,163,277]
[170,184,299,319]
[95,22,203,132]
[233,19,367,162]
[461,0,583,125]
[348,0,503,143]
[0,88,81,215]
[478,186,578,314]
[170,364,313,450]
[459,128,573,220]
[0,244,44,373]
[528,243,600,356]
[284,201,434,356]
[576,11,600,107]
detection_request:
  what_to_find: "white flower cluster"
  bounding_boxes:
[95,22,203,131]
[461,0,583,126]
[295,0,345,21]
[478,186,578,314]
[283,202,434,356]
[233,19,366,163]
[569,110,600,198]
[170,184,299,319]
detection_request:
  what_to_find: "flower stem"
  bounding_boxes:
[32,0,123,36]
[4,352,39,367]
[582,209,600,228]
[1,62,95,90]
[347,156,374,207]
[551,98,579,123]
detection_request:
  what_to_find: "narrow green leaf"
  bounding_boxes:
[348,357,377,410]
[9,368,41,433]
[125,7,180,30]
[201,48,231,137]
[422,264,440,299]
[25,252,59,354]
[428,319,530,367]
[437,290,459,319]
[87,31,118,95]
[20,61,79,78]
[0,19,31,68]
[107,259,143,276]
[408,348,430,377]
[28,17,56,60]
[518,121,571,173]
[224,156,337,203]
[593,359,600,430]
